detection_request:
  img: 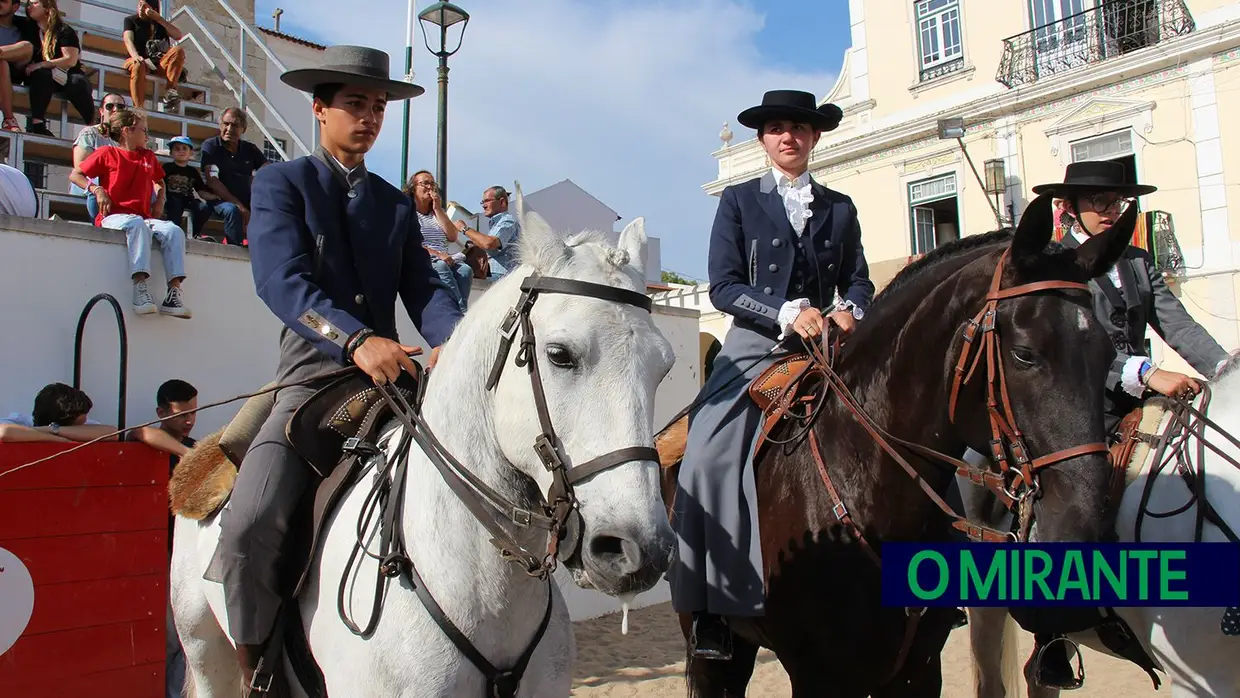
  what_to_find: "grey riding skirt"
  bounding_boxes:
[669,323,784,617]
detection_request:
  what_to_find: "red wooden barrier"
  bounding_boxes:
[0,442,169,697]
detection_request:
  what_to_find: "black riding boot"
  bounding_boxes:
[1027,632,1083,690]
[689,611,734,661]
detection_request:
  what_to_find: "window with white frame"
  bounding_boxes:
[916,0,965,82]
[1070,129,1133,163]
[908,172,960,255]
[263,138,288,163]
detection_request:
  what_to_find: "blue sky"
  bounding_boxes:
[253,0,852,281]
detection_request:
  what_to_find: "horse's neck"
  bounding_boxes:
[794,275,982,538]
[397,373,552,643]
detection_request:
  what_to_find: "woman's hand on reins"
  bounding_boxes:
[792,307,825,340]
[826,309,857,336]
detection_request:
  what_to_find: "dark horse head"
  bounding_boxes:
[834,191,1139,544]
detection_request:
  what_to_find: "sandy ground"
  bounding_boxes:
[570,603,1161,697]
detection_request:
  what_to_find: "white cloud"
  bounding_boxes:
[260,0,838,280]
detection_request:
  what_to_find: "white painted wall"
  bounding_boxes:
[261,34,322,160]
[0,216,699,620]
[517,179,664,286]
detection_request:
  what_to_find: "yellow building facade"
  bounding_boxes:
[702,0,1240,376]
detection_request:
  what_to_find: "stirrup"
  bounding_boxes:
[1028,636,1085,691]
[689,617,733,662]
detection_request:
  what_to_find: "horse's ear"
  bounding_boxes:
[1009,192,1055,264]
[618,216,648,274]
[512,180,566,271]
[1072,198,1140,279]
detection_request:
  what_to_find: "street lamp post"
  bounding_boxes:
[418,1,470,202]
[400,1,417,186]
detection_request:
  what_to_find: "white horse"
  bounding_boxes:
[170,195,677,697]
[969,358,1240,698]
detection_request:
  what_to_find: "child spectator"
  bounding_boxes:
[163,136,242,243]
[68,107,192,319]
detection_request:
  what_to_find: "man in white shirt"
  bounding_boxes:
[0,162,37,217]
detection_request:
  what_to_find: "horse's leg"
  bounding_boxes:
[170,518,241,697]
[967,607,1025,698]
[678,613,759,698]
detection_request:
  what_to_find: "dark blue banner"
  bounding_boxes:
[881,543,1240,607]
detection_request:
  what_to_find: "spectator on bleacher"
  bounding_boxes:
[406,169,472,311]
[453,184,522,280]
[21,0,95,137]
[71,91,124,220]
[68,107,192,319]
[0,382,113,442]
[122,0,185,110]
[200,107,266,238]
[0,0,36,132]
[0,161,35,215]
[163,135,242,244]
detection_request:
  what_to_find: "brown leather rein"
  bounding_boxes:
[790,248,1109,548]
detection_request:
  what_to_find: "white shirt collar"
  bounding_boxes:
[771,167,811,190]
[327,151,363,176]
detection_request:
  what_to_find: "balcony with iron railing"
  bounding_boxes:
[996,0,1195,89]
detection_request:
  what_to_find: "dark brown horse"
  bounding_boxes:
[658,193,1141,697]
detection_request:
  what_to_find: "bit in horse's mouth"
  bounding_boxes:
[571,567,596,590]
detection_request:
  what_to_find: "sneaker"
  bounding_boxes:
[160,286,192,319]
[161,89,181,111]
[25,121,54,137]
[133,280,157,315]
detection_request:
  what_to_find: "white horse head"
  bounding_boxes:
[423,182,676,596]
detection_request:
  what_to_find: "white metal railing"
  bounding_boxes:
[66,0,312,159]
[167,6,308,160]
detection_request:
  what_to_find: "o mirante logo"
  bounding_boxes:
[882,543,1240,607]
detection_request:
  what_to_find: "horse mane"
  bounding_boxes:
[860,229,1013,327]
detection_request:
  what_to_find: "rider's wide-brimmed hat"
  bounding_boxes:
[737,90,844,133]
[280,45,424,101]
[1031,160,1157,198]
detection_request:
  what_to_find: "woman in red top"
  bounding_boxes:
[69,107,191,318]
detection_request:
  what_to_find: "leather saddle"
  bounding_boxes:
[285,367,424,596]
[747,352,820,457]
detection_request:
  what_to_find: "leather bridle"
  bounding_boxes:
[946,248,1111,540]
[482,273,662,571]
[340,272,660,698]
[792,248,1111,549]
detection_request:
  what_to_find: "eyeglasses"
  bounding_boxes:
[103,103,124,112]
[1081,194,1131,212]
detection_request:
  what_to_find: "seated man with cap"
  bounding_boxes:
[218,44,462,696]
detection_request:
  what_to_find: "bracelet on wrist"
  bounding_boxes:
[345,329,374,364]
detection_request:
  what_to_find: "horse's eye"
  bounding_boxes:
[546,344,576,369]
[1012,347,1037,368]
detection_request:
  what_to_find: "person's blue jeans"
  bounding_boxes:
[101,213,187,281]
[431,257,472,312]
[165,197,244,245]
[79,189,158,224]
